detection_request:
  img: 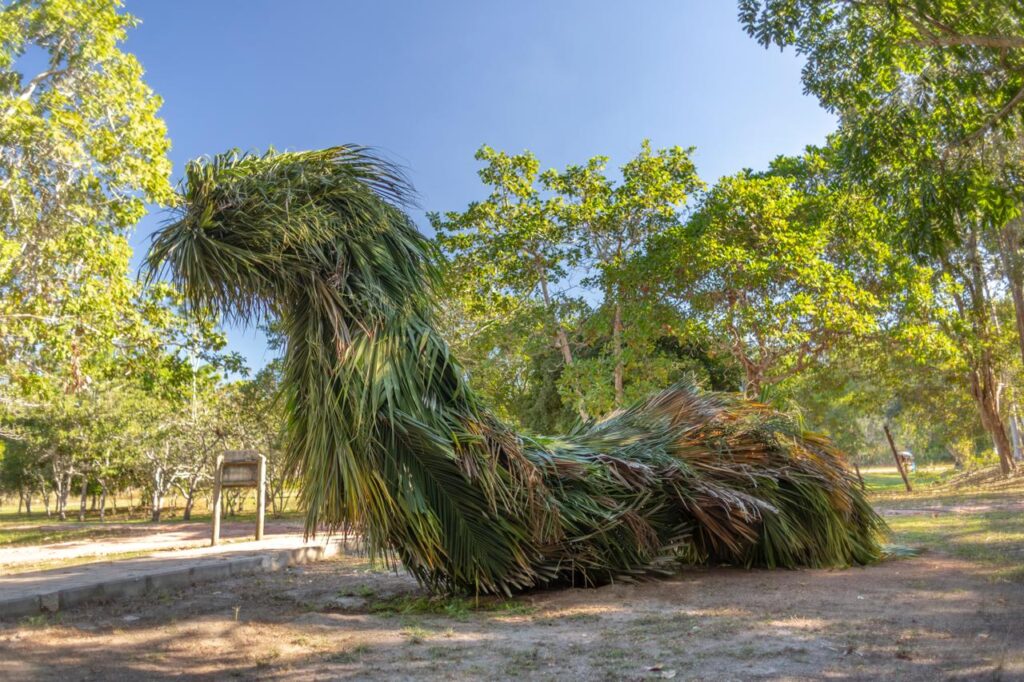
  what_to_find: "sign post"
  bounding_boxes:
[210,450,266,546]
[883,425,912,493]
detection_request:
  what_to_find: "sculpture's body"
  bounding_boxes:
[148,147,885,595]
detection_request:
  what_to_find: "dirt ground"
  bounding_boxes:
[2,527,1021,681]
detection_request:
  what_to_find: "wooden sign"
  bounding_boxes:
[211,450,267,545]
[221,451,261,488]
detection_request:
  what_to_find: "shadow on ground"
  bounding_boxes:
[1,544,1021,681]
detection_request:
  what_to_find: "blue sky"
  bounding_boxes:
[125,0,835,371]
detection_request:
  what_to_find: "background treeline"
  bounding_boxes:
[0,1,290,518]
[3,1,1024,517]
[433,1,1024,476]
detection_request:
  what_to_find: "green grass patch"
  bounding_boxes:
[886,507,1024,576]
[860,465,954,493]
[0,525,134,547]
[369,594,535,618]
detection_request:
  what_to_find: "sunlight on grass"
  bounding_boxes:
[860,464,955,493]
[884,503,1024,580]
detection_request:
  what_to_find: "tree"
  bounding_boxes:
[545,141,704,409]
[740,1,1024,152]
[0,437,46,514]
[643,152,899,399]
[431,146,589,418]
[740,1,1024,473]
[223,362,291,516]
[134,293,242,522]
[0,0,172,409]
[436,142,705,418]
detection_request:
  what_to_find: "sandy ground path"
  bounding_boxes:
[1,545,1021,681]
[0,520,306,570]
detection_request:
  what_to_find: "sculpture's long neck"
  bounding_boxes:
[280,283,542,594]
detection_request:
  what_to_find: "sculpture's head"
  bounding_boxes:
[146,146,433,330]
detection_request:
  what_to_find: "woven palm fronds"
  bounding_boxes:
[147,146,886,595]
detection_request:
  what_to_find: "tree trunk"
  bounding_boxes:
[743,370,762,401]
[612,300,625,408]
[99,484,107,522]
[961,225,1016,475]
[183,493,195,521]
[969,358,1016,475]
[998,218,1024,368]
[78,476,88,522]
[883,425,912,492]
[535,257,588,420]
[277,485,289,517]
[1010,407,1023,463]
[54,470,71,521]
[151,466,164,523]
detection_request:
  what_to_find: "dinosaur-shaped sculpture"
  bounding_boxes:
[148,146,885,595]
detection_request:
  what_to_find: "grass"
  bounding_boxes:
[369,594,535,618]
[858,464,1024,581]
[886,509,1024,581]
[0,489,305,564]
[0,487,305,527]
[0,525,138,547]
[859,464,955,493]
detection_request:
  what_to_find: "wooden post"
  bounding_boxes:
[255,454,266,541]
[883,425,912,492]
[211,453,224,546]
[853,462,866,491]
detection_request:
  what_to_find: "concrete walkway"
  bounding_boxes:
[0,535,343,619]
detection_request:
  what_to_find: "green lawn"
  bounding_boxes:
[859,464,955,492]
[0,525,137,547]
[862,464,1024,582]
[0,488,305,553]
[885,508,1024,581]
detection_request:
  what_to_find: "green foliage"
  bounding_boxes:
[0,0,173,403]
[642,150,905,398]
[740,1,1024,156]
[434,141,708,419]
[148,146,886,595]
[741,2,1024,475]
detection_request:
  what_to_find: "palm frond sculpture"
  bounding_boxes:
[147,146,886,595]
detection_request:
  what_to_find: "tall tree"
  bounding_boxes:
[0,0,172,407]
[740,1,1024,151]
[431,147,587,417]
[741,0,1024,473]
[545,141,703,408]
[643,152,900,399]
